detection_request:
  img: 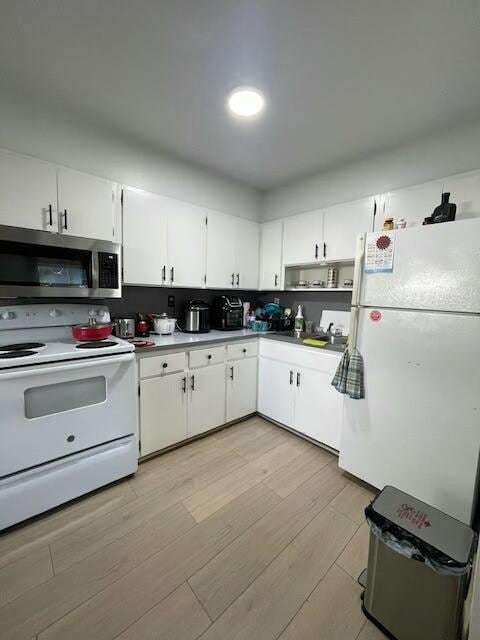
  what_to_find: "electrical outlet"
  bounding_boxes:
[273,297,280,305]
[168,295,175,308]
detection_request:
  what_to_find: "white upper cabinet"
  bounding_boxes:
[0,148,58,232]
[122,187,168,286]
[57,167,116,241]
[323,196,375,262]
[235,217,259,289]
[282,210,324,266]
[259,219,283,290]
[206,210,259,289]
[206,209,237,288]
[164,197,207,288]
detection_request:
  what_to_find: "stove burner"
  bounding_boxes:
[75,341,117,349]
[0,342,46,352]
[0,350,37,359]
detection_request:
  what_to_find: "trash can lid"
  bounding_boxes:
[366,486,476,567]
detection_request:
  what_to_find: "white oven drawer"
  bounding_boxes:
[0,354,137,478]
[139,352,186,378]
[189,346,225,369]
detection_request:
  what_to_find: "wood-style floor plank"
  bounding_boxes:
[0,481,135,569]
[198,507,357,640]
[336,521,370,581]
[189,463,348,619]
[115,582,211,640]
[0,503,195,640]
[0,546,53,607]
[264,444,334,498]
[329,483,375,524]
[183,439,309,523]
[278,564,365,640]
[37,484,280,640]
[357,621,388,639]
[50,449,246,572]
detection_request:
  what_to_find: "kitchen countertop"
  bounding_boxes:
[133,329,344,356]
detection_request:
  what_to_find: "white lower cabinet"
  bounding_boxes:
[258,354,343,450]
[140,372,188,456]
[227,357,258,422]
[188,364,226,437]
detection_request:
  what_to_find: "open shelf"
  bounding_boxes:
[285,287,353,292]
[284,262,355,290]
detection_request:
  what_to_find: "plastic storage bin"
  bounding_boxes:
[362,486,477,640]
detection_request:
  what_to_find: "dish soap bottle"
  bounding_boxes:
[294,305,304,334]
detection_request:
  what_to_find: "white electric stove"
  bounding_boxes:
[0,304,138,530]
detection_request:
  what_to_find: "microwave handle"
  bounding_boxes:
[0,353,134,380]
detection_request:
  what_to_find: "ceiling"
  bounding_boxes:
[1,0,480,189]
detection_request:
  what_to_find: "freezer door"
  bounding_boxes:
[360,218,480,313]
[339,307,480,524]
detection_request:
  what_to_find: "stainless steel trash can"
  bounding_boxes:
[362,486,477,640]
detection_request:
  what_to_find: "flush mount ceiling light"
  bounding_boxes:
[227,87,265,119]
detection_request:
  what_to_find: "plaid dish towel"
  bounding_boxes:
[332,347,365,399]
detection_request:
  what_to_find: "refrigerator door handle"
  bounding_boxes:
[349,232,366,350]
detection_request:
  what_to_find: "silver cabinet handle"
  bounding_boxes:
[182,376,187,393]
[315,244,319,259]
[48,204,53,226]
[323,242,327,259]
[274,273,278,287]
[170,267,174,283]
[231,273,235,286]
[289,370,293,385]
[236,273,240,287]
[296,372,301,387]
[190,374,195,391]
[162,265,166,283]
[63,209,68,230]
[230,366,234,380]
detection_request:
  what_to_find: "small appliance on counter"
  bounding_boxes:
[135,313,150,337]
[112,318,135,339]
[153,313,176,335]
[211,296,243,330]
[183,300,210,333]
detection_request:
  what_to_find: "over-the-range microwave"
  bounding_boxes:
[0,225,121,298]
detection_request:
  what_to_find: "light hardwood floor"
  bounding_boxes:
[0,416,385,640]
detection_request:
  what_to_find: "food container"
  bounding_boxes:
[343,279,354,288]
[327,268,338,289]
[383,217,394,231]
[72,319,113,341]
[311,280,325,288]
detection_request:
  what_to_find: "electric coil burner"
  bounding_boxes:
[0,342,45,351]
[0,350,37,359]
[75,341,117,349]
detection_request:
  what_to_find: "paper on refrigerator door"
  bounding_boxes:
[365,232,395,273]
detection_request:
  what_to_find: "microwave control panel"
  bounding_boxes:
[98,252,119,289]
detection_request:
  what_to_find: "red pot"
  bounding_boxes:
[72,322,113,342]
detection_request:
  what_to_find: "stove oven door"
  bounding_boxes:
[0,353,137,478]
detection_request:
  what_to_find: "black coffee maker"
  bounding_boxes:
[423,192,456,225]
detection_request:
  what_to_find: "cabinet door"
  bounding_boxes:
[122,187,168,286]
[57,167,116,241]
[259,220,283,290]
[235,218,260,289]
[206,210,237,288]
[258,357,294,427]
[140,372,188,456]
[188,364,226,437]
[323,197,375,262]
[294,367,343,450]
[227,357,258,422]
[166,197,207,288]
[0,148,58,232]
[282,210,324,265]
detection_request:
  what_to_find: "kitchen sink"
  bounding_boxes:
[271,331,348,351]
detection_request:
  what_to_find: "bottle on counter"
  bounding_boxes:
[294,305,304,334]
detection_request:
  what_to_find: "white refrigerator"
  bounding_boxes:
[339,219,480,525]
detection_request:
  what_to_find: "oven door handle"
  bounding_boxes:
[0,353,135,380]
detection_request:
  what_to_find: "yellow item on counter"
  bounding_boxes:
[302,338,328,348]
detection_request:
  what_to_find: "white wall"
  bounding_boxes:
[262,119,480,220]
[0,95,260,221]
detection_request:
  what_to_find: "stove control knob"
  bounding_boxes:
[1,311,15,320]
[88,308,98,317]
[49,308,61,318]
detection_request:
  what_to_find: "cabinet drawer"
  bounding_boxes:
[139,351,186,378]
[227,341,258,361]
[189,346,225,369]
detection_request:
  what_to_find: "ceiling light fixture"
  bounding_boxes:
[227,87,265,119]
